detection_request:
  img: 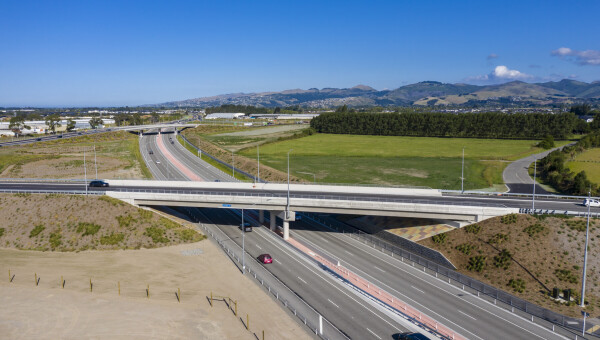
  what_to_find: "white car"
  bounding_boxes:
[583,198,600,207]
[156,160,161,164]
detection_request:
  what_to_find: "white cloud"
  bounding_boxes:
[552,47,600,66]
[492,65,531,79]
[465,65,533,83]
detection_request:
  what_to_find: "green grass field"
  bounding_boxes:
[567,148,600,184]
[238,134,568,189]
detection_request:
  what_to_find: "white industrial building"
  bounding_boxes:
[204,112,246,119]
[0,118,116,136]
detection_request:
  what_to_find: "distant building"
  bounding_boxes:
[204,112,246,119]
[249,113,320,120]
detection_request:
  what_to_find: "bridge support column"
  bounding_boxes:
[259,210,264,224]
[269,211,277,231]
[283,220,289,240]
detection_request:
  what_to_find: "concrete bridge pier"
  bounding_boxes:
[283,220,289,240]
[259,210,264,224]
[269,211,277,231]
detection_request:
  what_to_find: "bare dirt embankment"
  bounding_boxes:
[0,193,310,339]
[0,194,203,251]
[420,214,600,317]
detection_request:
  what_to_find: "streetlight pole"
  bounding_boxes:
[532,158,537,212]
[580,188,592,308]
[232,151,235,179]
[94,144,98,179]
[286,149,293,219]
[461,147,465,193]
[257,145,260,184]
[242,208,245,274]
[83,148,88,196]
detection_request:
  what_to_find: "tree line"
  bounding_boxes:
[310,112,580,139]
[538,131,600,196]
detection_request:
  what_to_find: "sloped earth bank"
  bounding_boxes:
[420,214,600,317]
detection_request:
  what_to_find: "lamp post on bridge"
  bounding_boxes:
[286,149,293,219]
[532,158,537,212]
[461,147,465,193]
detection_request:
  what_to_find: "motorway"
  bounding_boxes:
[0,129,592,339]
[137,130,420,339]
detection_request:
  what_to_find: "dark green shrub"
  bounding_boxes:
[489,233,509,244]
[501,214,518,224]
[464,224,481,234]
[76,222,101,236]
[555,269,578,284]
[455,243,476,255]
[144,227,169,243]
[100,233,125,245]
[523,223,545,237]
[493,249,512,270]
[49,231,62,249]
[116,215,136,228]
[29,225,45,238]
[508,278,526,293]
[467,256,487,272]
[0,228,4,237]
[432,233,447,244]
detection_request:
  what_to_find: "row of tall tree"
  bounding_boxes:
[310,112,580,139]
[538,131,600,196]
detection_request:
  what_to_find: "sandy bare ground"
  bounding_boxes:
[0,241,312,340]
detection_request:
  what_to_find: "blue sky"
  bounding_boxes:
[1,0,599,107]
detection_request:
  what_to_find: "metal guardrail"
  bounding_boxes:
[308,214,598,339]
[519,208,600,218]
[196,221,348,340]
[444,189,596,201]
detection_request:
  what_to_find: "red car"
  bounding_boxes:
[258,254,273,264]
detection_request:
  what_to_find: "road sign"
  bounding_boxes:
[222,204,231,207]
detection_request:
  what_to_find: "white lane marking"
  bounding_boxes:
[374,266,385,273]
[255,244,262,250]
[366,328,382,339]
[327,299,339,308]
[297,276,307,284]
[411,286,425,294]
[251,228,403,331]
[274,259,282,264]
[344,250,354,256]
[458,310,477,320]
[326,229,558,340]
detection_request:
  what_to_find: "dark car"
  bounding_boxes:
[89,180,109,187]
[57,135,63,138]
[393,333,431,340]
[149,149,154,155]
[36,138,42,141]
[239,222,252,232]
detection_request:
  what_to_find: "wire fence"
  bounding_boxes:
[306,213,599,339]
[197,222,349,340]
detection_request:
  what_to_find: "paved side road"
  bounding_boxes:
[503,144,573,194]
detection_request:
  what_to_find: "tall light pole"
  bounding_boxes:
[94,145,98,179]
[461,147,465,193]
[242,208,245,274]
[83,148,88,196]
[286,149,293,219]
[256,145,260,184]
[532,158,537,212]
[580,188,592,308]
[232,151,235,179]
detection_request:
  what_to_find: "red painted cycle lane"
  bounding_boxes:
[156,134,204,181]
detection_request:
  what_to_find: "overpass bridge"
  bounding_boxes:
[104,180,518,239]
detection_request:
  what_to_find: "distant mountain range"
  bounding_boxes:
[152,79,600,108]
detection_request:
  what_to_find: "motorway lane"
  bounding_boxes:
[159,131,234,182]
[200,208,415,339]
[287,217,568,340]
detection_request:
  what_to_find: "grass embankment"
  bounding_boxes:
[0,193,205,251]
[238,134,570,189]
[0,131,150,179]
[181,127,304,183]
[567,148,600,185]
[176,135,251,181]
[420,214,600,317]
